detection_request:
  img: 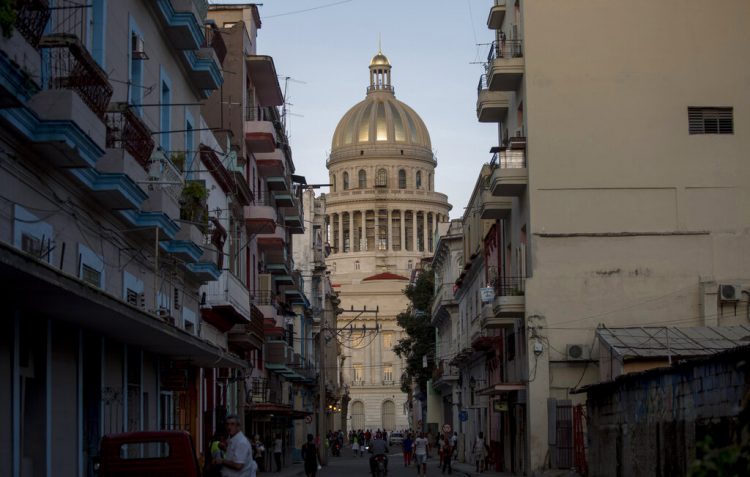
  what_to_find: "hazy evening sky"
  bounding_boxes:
[213,0,498,218]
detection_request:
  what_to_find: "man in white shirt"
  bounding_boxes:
[218,414,254,477]
[413,432,430,477]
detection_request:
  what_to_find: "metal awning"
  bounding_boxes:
[0,242,245,368]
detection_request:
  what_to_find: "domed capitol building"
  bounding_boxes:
[323,50,451,431]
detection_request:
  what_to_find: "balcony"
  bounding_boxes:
[485,276,525,327]
[202,22,226,65]
[13,0,51,49]
[38,33,113,119]
[183,47,222,93]
[119,209,179,241]
[255,149,286,176]
[485,40,524,91]
[257,225,286,252]
[160,223,204,263]
[487,1,506,30]
[156,0,205,50]
[105,108,155,171]
[267,176,290,192]
[489,141,527,197]
[477,75,510,122]
[199,145,253,206]
[245,55,284,107]
[67,167,147,211]
[283,212,304,233]
[431,284,457,326]
[142,152,183,221]
[244,196,277,235]
[228,321,263,351]
[479,189,512,220]
[245,107,277,153]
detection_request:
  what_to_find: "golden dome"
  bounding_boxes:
[331,94,431,149]
[370,52,390,67]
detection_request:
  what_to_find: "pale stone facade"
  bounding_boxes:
[468,0,750,473]
[324,52,451,432]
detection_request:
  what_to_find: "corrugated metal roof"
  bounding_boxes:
[597,325,750,359]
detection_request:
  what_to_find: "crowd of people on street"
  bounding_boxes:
[202,420,490,477]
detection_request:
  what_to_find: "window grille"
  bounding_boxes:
[688,107,733,134]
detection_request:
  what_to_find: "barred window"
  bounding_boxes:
[688,107,733,134]
[376,168,388,187]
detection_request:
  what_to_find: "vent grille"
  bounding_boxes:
[688,107,733,134]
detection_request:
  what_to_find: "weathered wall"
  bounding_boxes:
[585,347,750,477]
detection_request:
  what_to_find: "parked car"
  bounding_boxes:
[96,431,201,477]
[388,432,404,446]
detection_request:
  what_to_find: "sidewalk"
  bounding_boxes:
[450,460,513,477]
[259,462,306,477]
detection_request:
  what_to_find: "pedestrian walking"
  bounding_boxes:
[402,433,413,467]
[473,432,488,473]
[302,434,322,477]
[352,434,360,457]
[441,436,453,475]
[217,415,254,477]
[273,433,283,472]
[413,432,430,477]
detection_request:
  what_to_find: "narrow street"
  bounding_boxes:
[315,447,469,477]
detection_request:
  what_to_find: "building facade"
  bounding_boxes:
[464,0,750,473]
[0,1,237,476]
[325,51,451,432]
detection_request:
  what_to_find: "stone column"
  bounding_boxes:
[412,211,418,252]
[387,209,393,251]
[399,210,405,252]
[422,211,428,253]
[341,213,346,253]
[374,209,380,251]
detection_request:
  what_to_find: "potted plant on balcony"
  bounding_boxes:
[180,180,209,233]
[170,151,186,174]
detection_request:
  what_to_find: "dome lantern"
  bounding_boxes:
[368,47,393,94]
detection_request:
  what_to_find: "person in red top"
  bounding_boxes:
[365,430,372,447]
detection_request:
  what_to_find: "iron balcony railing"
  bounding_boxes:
[493,276,525,297]
[251,290,276,307]
[39,33,113,118]
[477,74,490,94]
[489,142,526,169]
[105,109,156,169]
[485,39,523,76]
[15,0,51,48]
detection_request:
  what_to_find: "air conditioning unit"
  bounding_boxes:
[137,292,146,309]
[566,344,591,361]
[173,287,181,310]
[719,284,742,302]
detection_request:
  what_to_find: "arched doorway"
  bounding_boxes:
[381,400,395,431]
[351,401,365,431]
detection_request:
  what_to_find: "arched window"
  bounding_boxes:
[376,168,387,187]
[358,169,367,188]
[343,171,349,190]
[351,401,365,431]
[332,174,336,192]
[416,171,422,189]
[382,400,395,431]
[398,169,406,189]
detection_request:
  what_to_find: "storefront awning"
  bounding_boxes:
[477,383,526,396]
[0,242,245,368]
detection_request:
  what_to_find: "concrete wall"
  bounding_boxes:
[585,347,750,476]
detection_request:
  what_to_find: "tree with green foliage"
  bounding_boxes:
[690,392,750,476]
[393,268,435,394]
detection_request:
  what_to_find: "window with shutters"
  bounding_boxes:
[688,107,733,134]
[343,171,349,190]
[358,169,367,188]
[383,364,393,383]
[353,364,363,383]
[81,264,102,287]
[398,169,406,189]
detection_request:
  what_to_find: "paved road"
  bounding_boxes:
[317,447,456,477]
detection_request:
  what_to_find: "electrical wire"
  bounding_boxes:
[263,0,355,19]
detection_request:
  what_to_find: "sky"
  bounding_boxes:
[214,0,499,218]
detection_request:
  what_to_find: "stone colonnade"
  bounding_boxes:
[325,209,447,254]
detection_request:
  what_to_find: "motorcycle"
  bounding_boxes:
[372,454,387,477]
